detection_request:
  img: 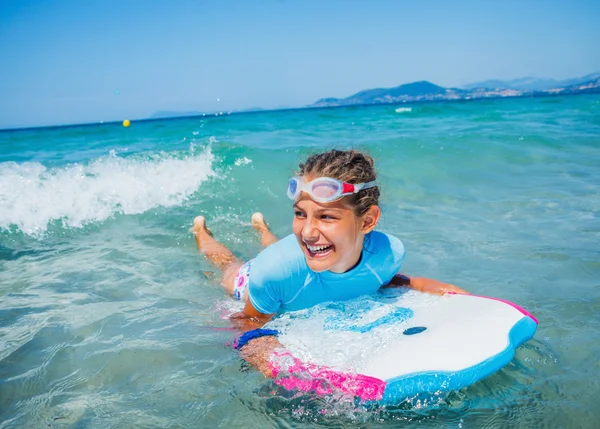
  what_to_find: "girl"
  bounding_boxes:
[192,149,467,373]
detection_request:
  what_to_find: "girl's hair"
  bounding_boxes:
[297,149,380,216]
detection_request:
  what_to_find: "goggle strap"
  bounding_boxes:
[351,180,377,193]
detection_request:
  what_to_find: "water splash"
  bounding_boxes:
[0,145,215,236]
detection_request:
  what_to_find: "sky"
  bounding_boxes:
[1,0,599,129]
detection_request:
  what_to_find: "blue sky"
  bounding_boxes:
[1,0,599,129]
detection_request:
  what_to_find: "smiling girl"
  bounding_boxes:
[192,149,466,372]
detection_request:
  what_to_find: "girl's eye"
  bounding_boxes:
[321,214,336,220]
[294,211,306,218]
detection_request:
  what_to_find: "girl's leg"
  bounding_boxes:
[192,216,242,296]
[192,216,238,269]
[251,212,279,247]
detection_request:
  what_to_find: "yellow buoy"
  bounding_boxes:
[122,119,131,127]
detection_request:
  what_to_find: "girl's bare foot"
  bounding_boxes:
[251,212,268,234]
[191,216,213,249]
[251,212,279,247]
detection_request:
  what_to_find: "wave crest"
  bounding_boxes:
[0,146,215,235]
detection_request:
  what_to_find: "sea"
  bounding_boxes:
[1,94,599,428]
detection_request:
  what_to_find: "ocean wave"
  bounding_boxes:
[0,145,215,236]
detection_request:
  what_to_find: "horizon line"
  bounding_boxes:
[1,90,598,133]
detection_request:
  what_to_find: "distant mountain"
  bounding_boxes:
[310,73,600,108]
[555,72,600,88]
[463,72,600,91]
[312,81,465,107]
[462,77,558,91]
[559,75,600,94]
[151,72,600,118]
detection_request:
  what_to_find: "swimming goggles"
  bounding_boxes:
[287,176,377,203]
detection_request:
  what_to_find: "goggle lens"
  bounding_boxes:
[288,178,299,199]
[310,180,341,201]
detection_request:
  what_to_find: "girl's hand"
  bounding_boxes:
[238,335,281,377]
[409,277,469,295]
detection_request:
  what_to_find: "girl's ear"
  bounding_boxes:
[361,205,381,233]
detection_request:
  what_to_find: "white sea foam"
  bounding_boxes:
[234,157,252,166]
[0,146,215,235]
[395,107,412,113]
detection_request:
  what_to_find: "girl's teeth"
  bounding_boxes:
[307,244,332,252]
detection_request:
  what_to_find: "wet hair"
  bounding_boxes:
[297,149,380,216]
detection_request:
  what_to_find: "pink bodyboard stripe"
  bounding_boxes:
[269,350,386,400]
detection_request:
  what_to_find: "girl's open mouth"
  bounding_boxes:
[305,243,334,258]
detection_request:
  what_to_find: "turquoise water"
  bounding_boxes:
[1,95,599,427]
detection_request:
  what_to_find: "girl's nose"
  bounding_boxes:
[302,217,319,242]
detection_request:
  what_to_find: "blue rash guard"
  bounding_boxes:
[247,231,405,314]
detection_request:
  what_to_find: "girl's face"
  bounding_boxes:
[292,192,380,273]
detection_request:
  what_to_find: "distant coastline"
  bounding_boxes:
[148,72,600,121]
[309,72,600,108]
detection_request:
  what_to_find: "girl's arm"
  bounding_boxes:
[383,273,469,295]
[229,300,282,378]
[229,300,274,332]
